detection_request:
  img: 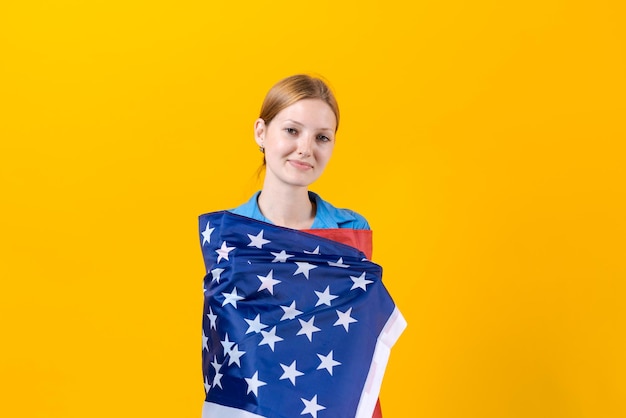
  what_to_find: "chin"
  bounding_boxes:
[287,180,316,188]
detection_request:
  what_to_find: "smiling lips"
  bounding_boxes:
[288,159,313,170]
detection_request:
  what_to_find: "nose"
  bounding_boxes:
[297,135,314,157]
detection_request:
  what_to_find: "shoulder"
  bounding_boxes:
[310,192,371,230]
[228,191,271,223]
[229,192,258,217]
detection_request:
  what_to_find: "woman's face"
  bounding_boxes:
[255,99,337,190]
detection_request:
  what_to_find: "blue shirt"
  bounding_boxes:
[230,191,370,230]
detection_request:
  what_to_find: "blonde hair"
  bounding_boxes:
[259,74,340,131]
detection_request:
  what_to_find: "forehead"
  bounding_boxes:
[273,99,337,131]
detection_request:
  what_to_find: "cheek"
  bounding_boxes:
[267,136,294,153]
[266,142,295,165]
[315,149,334,166]
[321,145,335,159]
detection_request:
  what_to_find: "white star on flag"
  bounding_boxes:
[204,376,211,393]
[245,371,267,396]
[314,286,338,307]
[301,394,326,418]
[271,250,294,263]
[280,301,303,320]
[220,334,234,356]
[207,306,217,330]
[221,287,244,308]
[334,307,358,331]
[304,246,320,255]
[280,360,304,385]
[244,313,268,334]
[259,326,283,351]
[293,262,317,279]
[210,267,225,283]
[201,222,214,245]
[228,344,246,367]
[247,230,270,249]
[210,356,224,389]
[257,269,281,294]
[328,257,349,268]
[296,316,321,341]
[213,370,223,389]
[317,350,341,375]
[350,271,373,291]
[216,241,235,263]
[202,330,208,351]
[210,356,222,373]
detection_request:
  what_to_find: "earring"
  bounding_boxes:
[259,145,265,153]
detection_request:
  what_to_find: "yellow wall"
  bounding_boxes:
[1,1,624,417]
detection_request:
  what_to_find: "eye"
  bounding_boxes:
[285,127,298,136]
[317,134,331,142]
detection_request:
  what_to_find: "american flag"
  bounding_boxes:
[199,211,406,418]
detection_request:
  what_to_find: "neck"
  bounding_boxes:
[257,184,316,230]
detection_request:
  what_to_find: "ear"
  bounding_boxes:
[254,118,266,148]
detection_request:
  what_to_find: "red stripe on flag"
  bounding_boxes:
[302,228,373,260]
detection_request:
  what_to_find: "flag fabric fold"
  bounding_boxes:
[199,211,406,418]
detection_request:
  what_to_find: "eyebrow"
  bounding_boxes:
[284,119,334,132]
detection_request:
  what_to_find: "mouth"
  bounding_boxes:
[288,159,314,170]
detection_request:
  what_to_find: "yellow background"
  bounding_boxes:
[1,0,625,417]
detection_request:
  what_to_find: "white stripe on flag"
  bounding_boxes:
[355,307,408,418]
[203,401,266,418]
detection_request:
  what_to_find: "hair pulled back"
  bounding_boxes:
[259,74,340,131]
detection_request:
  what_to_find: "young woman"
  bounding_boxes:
[231,74,369,231]
[199,75,405,418]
